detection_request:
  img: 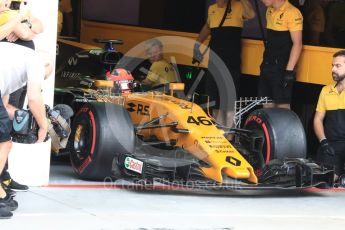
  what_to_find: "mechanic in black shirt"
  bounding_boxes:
[314,50,345,182]
[193,0,255,126]
[258,0,303,109]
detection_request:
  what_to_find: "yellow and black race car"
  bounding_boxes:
[54,39,334,190]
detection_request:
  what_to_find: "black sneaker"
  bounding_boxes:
[3,179,29,191]
[0,203,13,219]
[0,195,18,212]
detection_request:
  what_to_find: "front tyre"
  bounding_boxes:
[244,108,306,163]
[70,102,135,180]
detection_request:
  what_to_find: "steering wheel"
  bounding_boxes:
[93,38,124,52]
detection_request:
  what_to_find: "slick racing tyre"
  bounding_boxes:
[244,108,306,164]
[70,102,135,180]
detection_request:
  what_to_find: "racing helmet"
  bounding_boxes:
[106,68,134,95]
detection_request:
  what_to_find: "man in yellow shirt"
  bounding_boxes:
[141,38,177,87]
[258,0,303,109]
[1,0,43,49]
[193,0,255,126]
[314,50,345,182]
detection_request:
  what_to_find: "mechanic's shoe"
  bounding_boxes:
[0,195,18,212]
[6,199,18,212]
[3,179,29,191]
[0,203,13,219]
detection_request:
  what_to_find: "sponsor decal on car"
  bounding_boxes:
[126,103,150,116]
[124,157,144,174]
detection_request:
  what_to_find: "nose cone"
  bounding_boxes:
[200,153,258,184]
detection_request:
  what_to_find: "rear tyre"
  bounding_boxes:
[70,102,135,180]
[244,108,306,164]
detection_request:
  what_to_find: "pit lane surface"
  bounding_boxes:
[1,165,344,230]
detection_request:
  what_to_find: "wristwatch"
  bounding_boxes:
[21,19,32,29]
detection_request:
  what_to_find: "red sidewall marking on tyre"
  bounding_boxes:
[78,156,92,173]
[262,123,271,164]
[89,111,96,155]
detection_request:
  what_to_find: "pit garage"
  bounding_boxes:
[3,0,345,229]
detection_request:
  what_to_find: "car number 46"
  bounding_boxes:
[187,116,213,126]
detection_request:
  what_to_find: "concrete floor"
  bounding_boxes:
[1,164,345,230]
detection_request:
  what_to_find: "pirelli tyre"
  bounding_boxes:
[244,108,306,163]
[70,102,135,180]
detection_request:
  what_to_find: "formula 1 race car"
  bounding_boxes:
[54,39,334,190]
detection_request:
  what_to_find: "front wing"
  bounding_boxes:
[112,153,334,190]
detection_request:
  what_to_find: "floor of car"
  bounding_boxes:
[2,161,345,230]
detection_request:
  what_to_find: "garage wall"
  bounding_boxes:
[80,20,342,86]
[82,0,140,25]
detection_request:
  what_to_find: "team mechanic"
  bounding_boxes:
[258,0,303,109]
[1,2,49,218]
[0,0,32,219]
[0,0,44,192]
[194,0,255,125]
[0,42,49,218]
[141,38,177,88]
[314,50,345,182]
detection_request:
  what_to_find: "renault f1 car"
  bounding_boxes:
[54,39,334,190]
